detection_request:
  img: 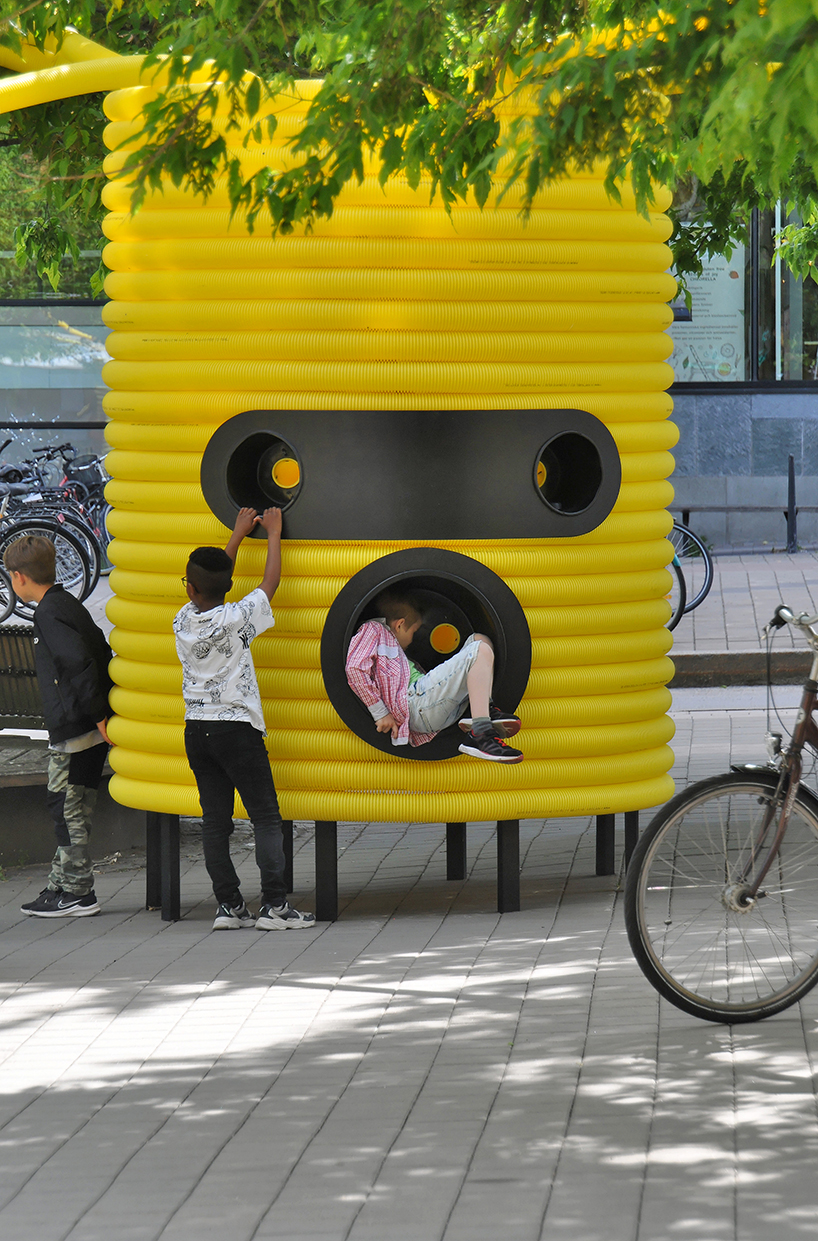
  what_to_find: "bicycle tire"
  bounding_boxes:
[0,566,14,623]
[52,512,102,596]
[665,556,686,631]
[670,522,714,614]
[624,769,818,1022]
[5,503,102,597]
[0,520,92,618]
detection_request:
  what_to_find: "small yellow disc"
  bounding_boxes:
[537,460,546,488]
[430,623,461,654]
[272,457,301,489]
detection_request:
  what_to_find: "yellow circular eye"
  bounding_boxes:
[430,623,460,654]
[272,457,300,489]
[537,460,546,488]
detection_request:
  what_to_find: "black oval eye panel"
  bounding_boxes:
[200,408,621,540]
[320,548,532,761]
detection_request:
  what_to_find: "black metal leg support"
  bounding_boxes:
[282,819,294,893]
[153,812,180,922]
[624,810,639,869]
[145,811,161,910]
[446,822,467,880]
[595,813,615,876]
[314,820,338,922]
[496,820,520,913]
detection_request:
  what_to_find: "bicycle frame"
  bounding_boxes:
[740,615,818,900]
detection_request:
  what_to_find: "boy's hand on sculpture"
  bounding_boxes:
[233,507,260,539]
[96,718,112,745]
[259,507,282,537]
[376,712,400,740]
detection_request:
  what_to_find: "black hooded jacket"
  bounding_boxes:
[32,584,113,744]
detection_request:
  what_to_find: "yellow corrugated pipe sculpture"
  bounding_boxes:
[0,42,678,824]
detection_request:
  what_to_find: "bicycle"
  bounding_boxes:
[625,603,818,1023]
[670,521,714,614]
[0,442,105,603]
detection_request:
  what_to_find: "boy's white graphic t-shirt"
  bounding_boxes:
[173,587,273,732]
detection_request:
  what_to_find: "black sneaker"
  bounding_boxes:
[256,902,317,931]
[21,887,62,916]
[212,901,255,930]
[458,705,521,738]
[22,889,100,917]
[459,730,524,763]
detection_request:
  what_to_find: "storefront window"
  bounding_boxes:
[670,207,818,385]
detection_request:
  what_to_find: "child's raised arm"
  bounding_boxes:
[224,507,259,564]
[257,507,282,600]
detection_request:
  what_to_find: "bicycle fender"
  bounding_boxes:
[729,764,818,818]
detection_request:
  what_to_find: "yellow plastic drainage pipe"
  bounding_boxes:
[94,74,679,822]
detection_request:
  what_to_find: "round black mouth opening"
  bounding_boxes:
[321,549,532,762]
[225,432,302,515]
[535,432,603,515]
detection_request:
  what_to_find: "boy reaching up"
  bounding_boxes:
[345,590,523,762]
[174,506,315,932]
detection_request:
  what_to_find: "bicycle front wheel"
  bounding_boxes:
[625,770,818,1022]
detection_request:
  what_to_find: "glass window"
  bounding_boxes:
[670,207,818,385]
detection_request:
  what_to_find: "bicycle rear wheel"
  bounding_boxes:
[53,512,102,596]
[0,566,14,623]
[0,520,92,619]
[624,770,818,1022]
[670,522,714,613]
[665,557,686,631]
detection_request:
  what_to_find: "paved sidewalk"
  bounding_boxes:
[672,549,818,654]
[2,684,818,1241]
[3,560,818,1239]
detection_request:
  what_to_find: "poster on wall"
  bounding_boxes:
[668,246,746,382]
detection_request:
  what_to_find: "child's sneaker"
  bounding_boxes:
[212,901,255,930]
[255,902,317,931]
[22,888,100,917]
[459,730,524,763]
[458,705,522,738]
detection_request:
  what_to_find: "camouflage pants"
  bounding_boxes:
[46,744,107,895]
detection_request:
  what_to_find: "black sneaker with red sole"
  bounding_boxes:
[458,730,524,763]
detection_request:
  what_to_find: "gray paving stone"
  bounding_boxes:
[3,638,818,1238]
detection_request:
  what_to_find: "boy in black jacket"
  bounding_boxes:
[4,536,113,917]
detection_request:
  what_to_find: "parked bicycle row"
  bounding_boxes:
[0,439,110,623]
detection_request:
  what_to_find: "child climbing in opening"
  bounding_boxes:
[173,506,316,932]
[345,589,524,762]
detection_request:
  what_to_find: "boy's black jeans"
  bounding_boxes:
[184,720,286,908]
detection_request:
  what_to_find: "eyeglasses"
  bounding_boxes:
[180,576,187,586]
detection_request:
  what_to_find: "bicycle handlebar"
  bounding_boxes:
[767,604,818,635]
[32,443,76,461]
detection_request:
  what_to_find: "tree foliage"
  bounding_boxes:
[1,1,818,291]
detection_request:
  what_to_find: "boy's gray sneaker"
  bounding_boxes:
[213,901,255,930]
[22,889,100,917]
[256,902,316,931]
